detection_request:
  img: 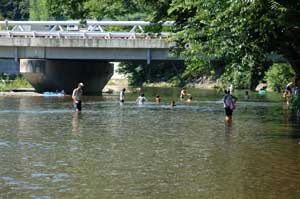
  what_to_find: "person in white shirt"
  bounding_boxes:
[72,83,84,112]
[120,88,126,103]
[136,93,147,105]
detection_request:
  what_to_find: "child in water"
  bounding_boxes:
[136,93,147,105]
[244,90,249,100]
[170,100,176,107]
[180,88,190,99]
[186,96,193,103]
[155,95,161,104]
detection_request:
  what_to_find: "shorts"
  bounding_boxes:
[74,100,82,111]
[225,107,233,117]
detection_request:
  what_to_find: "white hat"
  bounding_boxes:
[79,82,84,87]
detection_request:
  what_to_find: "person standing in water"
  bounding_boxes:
[155,95,161,104]
[136,93,147,105]
[120,88,126,103]
[180,88,190,100]
[244,90,250,100]
[72,82,84,112]
[286,76,300,109]
[170,100,176,108]
[223,89,237,123]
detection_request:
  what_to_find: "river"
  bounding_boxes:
[0,88,300,199]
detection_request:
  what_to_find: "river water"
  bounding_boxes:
[0,88,300,199]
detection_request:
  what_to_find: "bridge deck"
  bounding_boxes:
[0,37,169,49]
[0,20,179,61]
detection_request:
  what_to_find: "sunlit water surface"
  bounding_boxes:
[0,88,300,199]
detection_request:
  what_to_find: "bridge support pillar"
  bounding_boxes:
[20,59,113,94]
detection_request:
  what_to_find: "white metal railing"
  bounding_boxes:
[0,31,170,39]
[0,20,174,39]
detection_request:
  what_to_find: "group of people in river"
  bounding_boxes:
[71,83,238,125]
[71,76,300,125]
[72,83,196,111]
[127,87,193,107]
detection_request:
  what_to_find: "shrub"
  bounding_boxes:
[265,63,295,92]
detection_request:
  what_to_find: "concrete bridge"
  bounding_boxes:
[0,20,178,93]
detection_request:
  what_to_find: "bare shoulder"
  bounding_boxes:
[72,88,78,94]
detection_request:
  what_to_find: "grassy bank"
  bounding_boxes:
[142,81,221,89]
[0,75,32,91]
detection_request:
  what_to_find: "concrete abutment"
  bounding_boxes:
[20,59,113,94]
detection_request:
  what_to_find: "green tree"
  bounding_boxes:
[0,0,29,20]
[166,0,300,89]
[47,0,88,20]
[85,0,139,20]
[118,61,185,86]
[46,0,148,20]
[29,0,48,20]
[265,63,295,92]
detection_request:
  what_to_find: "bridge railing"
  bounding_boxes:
[0,20,173,39]
[0,31,170,39]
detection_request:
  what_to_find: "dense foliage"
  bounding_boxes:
[265,63,295,92]
[0,75,31,91]
[118,61,185,86]
[29,0,48,20]
[2,0,300,89]
[165,0,300,89]
[0,0,29,20]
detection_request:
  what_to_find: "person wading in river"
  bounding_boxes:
[180,87,190,100]
[120,88,126,103]
[72,83,84,112]
[136,93,147,105]
[223,89,237,124]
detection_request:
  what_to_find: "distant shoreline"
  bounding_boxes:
[0,88,65,97]
[0,91,43,96]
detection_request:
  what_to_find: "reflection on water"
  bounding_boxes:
[71,112,81,134]
[0,88,300,199]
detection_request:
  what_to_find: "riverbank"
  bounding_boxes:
[104,78,219,91]
[0,88,64,97]
[0,91,43,96]
[0,75,32,92]
[0,78,219,97]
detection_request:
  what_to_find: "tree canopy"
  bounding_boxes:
[0,0,29,20]
[164,0,300,88]
[2,0,300,89]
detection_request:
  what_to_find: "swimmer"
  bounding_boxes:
[170,100,176,107]
[186,96,193,103]
[155,95,161,104]
[136,93,147,105]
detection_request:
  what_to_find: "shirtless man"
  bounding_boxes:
[72,83,84,112]
[180,88,190,100]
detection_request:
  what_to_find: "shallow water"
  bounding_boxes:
[0,88,300,199]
